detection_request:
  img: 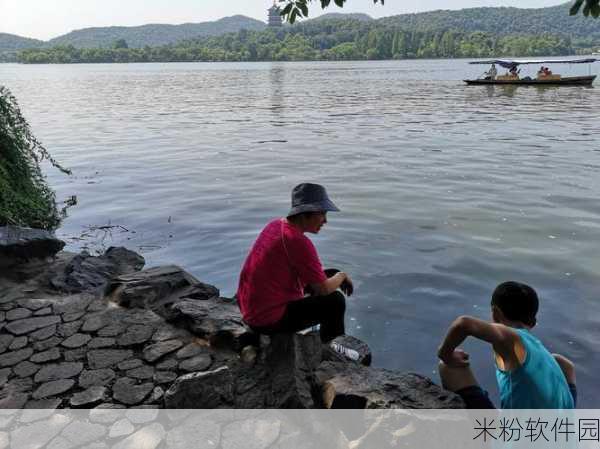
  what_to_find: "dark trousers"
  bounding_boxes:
[251,291,346,343]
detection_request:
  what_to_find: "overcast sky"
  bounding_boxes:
[1,0,566,41]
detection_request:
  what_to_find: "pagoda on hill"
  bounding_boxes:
[268,1,283,27]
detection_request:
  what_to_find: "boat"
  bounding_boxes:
[464,58,598,86]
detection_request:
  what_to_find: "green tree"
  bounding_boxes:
[113,38,129,49]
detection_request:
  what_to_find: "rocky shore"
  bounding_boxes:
[0,226,463,409]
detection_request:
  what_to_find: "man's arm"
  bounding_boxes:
[437,316,518,366]
[309,272,350,297]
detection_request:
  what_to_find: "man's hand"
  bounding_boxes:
[442,349,470,367]
[341,274,354,297]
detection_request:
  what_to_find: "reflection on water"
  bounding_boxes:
[1,59,599,406]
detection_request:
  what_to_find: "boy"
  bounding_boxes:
[437,281,576,409]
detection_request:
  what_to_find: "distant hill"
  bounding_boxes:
[311,13,373,22]
[46,15,267,48]
[379,3,600,40]
[0,33,44,51]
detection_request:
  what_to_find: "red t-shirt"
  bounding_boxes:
[237,218,327,327]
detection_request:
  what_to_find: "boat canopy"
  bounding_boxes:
[470,58,598,68]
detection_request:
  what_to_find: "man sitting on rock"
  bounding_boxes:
[236,183,359,360]
[437,281,576,409]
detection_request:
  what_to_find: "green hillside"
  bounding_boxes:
[45,15,267,48]
[0,33,44,52]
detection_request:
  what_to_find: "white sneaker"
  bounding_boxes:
[330,342,360,361]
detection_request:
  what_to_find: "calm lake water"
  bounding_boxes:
[2,59,600,406]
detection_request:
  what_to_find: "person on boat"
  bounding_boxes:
[437,281,576,409]
[484,63,497,80]
[509,66,519,77]
[236,182,359,360]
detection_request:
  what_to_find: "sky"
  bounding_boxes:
[1,0,567,41]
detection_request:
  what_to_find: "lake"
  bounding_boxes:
[2,59,600,406]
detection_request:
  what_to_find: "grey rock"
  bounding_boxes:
[222,419,280,449]
[168,297,256,351]
[62,311,85,322]
[60,420,108,447]
[164,366,233,408]
[125,408,160,423]
[152,326,189,342]
[117,358,143,370]
[6,308,32,321]
[61,332,90,348]
[10,414,71,449]
[8,336,28,350]
[8,376,34,392]
[146,386,164,404]
[0,335,13,353]
[105,265,205,315]
[109,419,135,438]
[33,336,62,352]
[0,311,4,321]
[64,348,88,361]
[14,361,40,377]
[50,246,144,293]
[166,416,221,449]
[70,386,107,407]
[127,365,154,380]
[31,347,61,363]
[175,343,206,359]
[112,378,154,405]
[88,349,134,369]
[0,347,34,367]
[0,432,6,449]
[87,299,108,312]
[143,339,184,363]
[178,354,212,373]
[5,315,61,335]
[30,325,58,341]
[0,390,28,408]
[316,361,464,409]
[155,358,177,370]
[79,369,116,388]
[16,297,53,311]
[97,323,126,337]
[117,324,153,346]
[240,346,257,364]
[112,423,165,449]
[81,314,106,332]
[32,379,75,399]
[88,337,116,348]
[34,362,83,382]
[0,225,65,262]
[0,368,10,384]
[23,398,62,410]
[33,307,52,316]
[57,321,83,338]
[154,371,177,384]
[325,335,373,367]
[52,294,93,314]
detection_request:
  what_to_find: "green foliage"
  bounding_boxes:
[280,0,384,23]
[570,0,600,17]
[113,38,129,49]
[0,86,70,230]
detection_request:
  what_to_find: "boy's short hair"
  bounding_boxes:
[491,281,539,327]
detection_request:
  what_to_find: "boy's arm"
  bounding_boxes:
[437,316,518,366]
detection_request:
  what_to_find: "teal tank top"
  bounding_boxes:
[495,329,574,409]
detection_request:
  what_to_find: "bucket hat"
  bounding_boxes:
[287,183,340,217]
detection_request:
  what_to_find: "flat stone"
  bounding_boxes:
[5,315,61,335]
[143,339,184,363]
[97,323,126,337]
[155,358,177,370]
[62,311,85,322]
[57,321,82,339]
[0,348,34,367]
[23,398,62,410]
[70,386,107,407]
[9,376,34,392]
[0,335,14,353]
[175,343,206,359]
[16,298,53,311]
[117,324,153,346]
[146,386,164,404]
[30,325,58,340]
[118,359,143,370]
[14,361,40,378]
[63,348,88,361]
[179,354,213,373]
[0,312,4,321]
[33,336,62,351]
[33,307,52,316]
[87,299,108,312]
[61,333,91,348]
[81,314,106,332]
[79,369,116,388]
[52,294,93,314]
[112,423,165,449]
[88,349,134,369]
[221,419,280,449]
[60,420,108,447]
[31,347,61,363]
[88,337,116,348]
[126,365,154,380]
[152,326,189,342]
[109,419,135,438]
[34,362,83,382]
[0,432,7,449]
[125,408,159,423]
[153,371,177,384]
[0,225,65,261]
[0,368,10,384]
[112,378,153,405]
[10,413,71,449]
[32,379,75,399]
[0,391,28,408]
[8,336,28,350]
[6,308,32,321]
